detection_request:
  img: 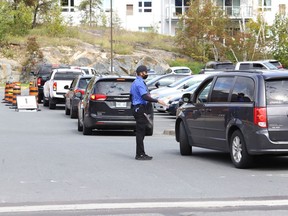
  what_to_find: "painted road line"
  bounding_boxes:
[0,199,288,213]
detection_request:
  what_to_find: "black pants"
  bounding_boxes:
[133,105,149,156]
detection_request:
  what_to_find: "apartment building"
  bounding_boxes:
[60,0,288,36]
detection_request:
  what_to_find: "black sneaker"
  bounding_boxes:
[135,154,153,160]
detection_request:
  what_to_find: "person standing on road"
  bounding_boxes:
[130,65,167,160]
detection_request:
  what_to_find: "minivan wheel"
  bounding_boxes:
[179,121,192,155]
[70,106,77,119]
[83,120,92,135]
[230,130,253,169]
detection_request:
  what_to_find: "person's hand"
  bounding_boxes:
[157,99,168,107]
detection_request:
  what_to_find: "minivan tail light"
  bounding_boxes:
[53,82,57,91]
[90,94,107,101]
[254,107,267,128]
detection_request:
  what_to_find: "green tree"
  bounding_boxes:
[10,1,33,36]
[78,0,102,26]
[270,14,288,68]
[42,5,67,37]
[175,0,231,62]
[23,0,55,28]
[226,16,271,62]
[0,1,11,41]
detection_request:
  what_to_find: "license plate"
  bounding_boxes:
[116,102,127,107]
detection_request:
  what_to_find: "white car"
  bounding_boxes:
[43,68,85,109]
[165,66,192,75]
[70,66,97,75]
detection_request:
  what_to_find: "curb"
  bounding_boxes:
[163,129,175,136]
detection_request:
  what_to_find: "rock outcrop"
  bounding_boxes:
[0,41,190,83]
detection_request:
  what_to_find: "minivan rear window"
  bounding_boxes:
[266,80,288,105]
[94,79,134,95]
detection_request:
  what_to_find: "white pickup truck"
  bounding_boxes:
[234,60,279,70]
[43,68,85,109]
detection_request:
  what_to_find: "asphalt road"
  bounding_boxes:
[1,88,288,215]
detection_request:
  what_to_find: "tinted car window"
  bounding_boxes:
[78,78,91,89]
[216,63,234,70]
[231,77,254,102]
[174,69,190,74]
[239,63,250,70]
[266,79,288,105]
[94,80,133,95]
[210,77,234,102]
[54,72,83,80]
[197,82,212,103]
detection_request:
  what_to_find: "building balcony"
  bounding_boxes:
[165,5,253,21]
[221,6,253,19]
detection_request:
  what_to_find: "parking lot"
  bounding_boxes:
[2,87,288,215]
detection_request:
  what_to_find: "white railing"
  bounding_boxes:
[165,5,253,20]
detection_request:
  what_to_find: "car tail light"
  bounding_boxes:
[254,107,267,128]
[53,82,57,91]
[90,94,107,101]
[37,77,42,86]
[74,89,85,95]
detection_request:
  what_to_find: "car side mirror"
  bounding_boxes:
[182,93,193,103]
[183,84,189,89]
[155,81,160,88]
[64,85,69,89]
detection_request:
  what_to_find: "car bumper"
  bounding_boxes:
[246,130,288,155]
[84,115,136,130]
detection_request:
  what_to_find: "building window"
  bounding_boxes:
[175,0,190,15]
[258,0,272,12]
[61,0,74,12]
[138,1,152,13]
[126,4,133,15]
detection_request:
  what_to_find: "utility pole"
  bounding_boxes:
[110,0,113,73]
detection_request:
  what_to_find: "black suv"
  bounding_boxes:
[77,76,154,135]
[33,63,69,103]
[175,70,288,168]
[199,61,235,74]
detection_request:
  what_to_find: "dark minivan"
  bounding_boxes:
[77,76,154,135]
[175,70,288,168]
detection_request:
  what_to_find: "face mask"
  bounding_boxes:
[143,74,148,80]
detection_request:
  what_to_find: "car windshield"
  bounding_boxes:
[263,62,278,70]
[167,76,192,88]
[94,79,134,95]
[146,75,166,85]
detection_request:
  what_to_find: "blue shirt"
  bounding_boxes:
[130,76,148,105]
